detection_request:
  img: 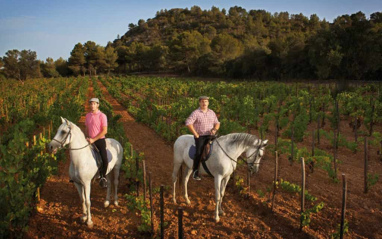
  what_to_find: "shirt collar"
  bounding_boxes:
[91,110,101,115]
[198,107,209,113]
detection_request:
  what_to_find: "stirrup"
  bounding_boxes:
[99,177,108,188]
[192,171,201,181]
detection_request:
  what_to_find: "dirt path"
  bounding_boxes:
[26,79,382,239]
[26,81,140,238]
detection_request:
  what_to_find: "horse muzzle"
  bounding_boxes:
[249,166,259,175]
[47,142,59,154]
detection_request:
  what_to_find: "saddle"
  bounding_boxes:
[201,135,217,162]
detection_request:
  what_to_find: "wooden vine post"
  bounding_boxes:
[160,185,164,239]
[290,123,295,166]
[136,154,140,197]
[333,130,338,177]
[300,157,306,231]
[247,170,251,197]
[149,172,154,234]
[178,207,184,239]
[271,151,278,212]
[312,130,315,156]
[143,160,147,201]
[317,115,320,145]
[364,137,368,194]
[340,174,347,239]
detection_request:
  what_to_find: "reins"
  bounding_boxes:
[215,137,262,165]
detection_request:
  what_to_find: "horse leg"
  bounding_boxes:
[183,167,193,205]
[104,172,112,208]
[74,182,87,223]
[84,182,93,228]
[219,175,230,216]
[172,162,182,204]
[113,167,120,206]
[214,175,223,222]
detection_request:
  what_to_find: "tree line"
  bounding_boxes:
[1,6,381,81]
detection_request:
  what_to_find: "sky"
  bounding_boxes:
[0,0,381,61]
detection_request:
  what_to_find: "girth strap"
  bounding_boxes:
[202,161,213,177]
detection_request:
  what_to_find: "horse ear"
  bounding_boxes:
[262,140,268,147]
[61,116,65,123]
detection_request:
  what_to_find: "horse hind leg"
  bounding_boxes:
[183,167,193,205]
[104,172,112,208]
[172,162,182,204]
[113,166,120,206]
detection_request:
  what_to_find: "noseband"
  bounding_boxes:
[52,125,90,151]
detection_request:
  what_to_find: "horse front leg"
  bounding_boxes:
[74,182,87,223]
[214,176,223,222]
[219,175,230,216]
[183,167,193,205]
[84,182,93,228]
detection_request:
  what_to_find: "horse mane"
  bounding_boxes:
[222,133,259,147]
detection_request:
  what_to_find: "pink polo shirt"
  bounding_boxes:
[185,108,219,136]
[85,110,107,139]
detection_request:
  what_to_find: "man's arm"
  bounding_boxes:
[211,123,220,135]
[88,126,107,143]
[187,124,199,138]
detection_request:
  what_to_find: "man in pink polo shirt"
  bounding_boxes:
[186,96,220,180]
[85,98,108,188]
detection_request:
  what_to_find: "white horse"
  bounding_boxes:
[48,117,123,228]
[172,133,268,222]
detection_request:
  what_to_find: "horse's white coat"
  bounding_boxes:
[48,117,123,228]
[172,133,267,222]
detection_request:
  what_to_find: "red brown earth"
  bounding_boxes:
[25,79,382,239]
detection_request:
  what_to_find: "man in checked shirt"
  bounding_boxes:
[186,96,220,180]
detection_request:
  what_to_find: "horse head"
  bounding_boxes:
[245,139,268,175]
[48,117,73,154]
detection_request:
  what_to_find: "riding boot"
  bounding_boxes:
[99,166,108,188]
[192,155,202,180]
[94,138,108,188]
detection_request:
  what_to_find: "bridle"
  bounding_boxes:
[215,138,263,167]
[52,124,90,151]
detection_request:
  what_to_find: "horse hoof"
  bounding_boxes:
[114,201,119,207]
[104,201,110,208]
[173,198,177,204]
[215,217,220,223]
[87,221,94,228]
[186,199,191,205]
[219,210,225,216]
[80,215,87,223]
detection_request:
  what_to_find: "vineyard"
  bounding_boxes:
[1,76,381,238]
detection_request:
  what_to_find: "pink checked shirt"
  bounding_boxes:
[85,110,108,139]
[185,108,219,136]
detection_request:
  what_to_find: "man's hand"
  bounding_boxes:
[86,138,95,144]
[211,128,217,135]
[194,134,199,138]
